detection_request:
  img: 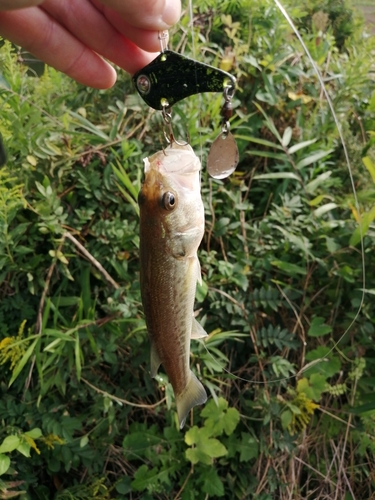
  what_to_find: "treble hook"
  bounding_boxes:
[161,102,189,147]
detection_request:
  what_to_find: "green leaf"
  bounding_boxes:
[305,171,332,194]
[200,397,240,436]
[253,172,300,181]
[185,426,227,464]
[69,111,110,140]
[287,138,317,154]
[24,428,42,439]
[363,156,375,184]
[9,338,39,387]
[350,206,375,246]
[271,260,306,277]
[123,430,162,460]
[349,401,375,415]
[201,468,224,497]
[304,347,341,378]
[0,435,20,454]
[307,317,332,337]
[237,433,259,462]
[196,280,208,302]
[297,375,326,401]
[280,410,293,430]
[0,454,10,476]
[131,464,176,491]
[16,441,31,458]
[234,134,283,150]
[80,435,89,448]
[116,476,132,495]
[281,127,292,147]
[313,203,338,217]
[296,149,333,169]
[185,446,212,465]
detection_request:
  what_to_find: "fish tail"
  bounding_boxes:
[176,371,207,429]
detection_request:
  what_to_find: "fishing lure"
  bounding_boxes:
[132,31,239,179]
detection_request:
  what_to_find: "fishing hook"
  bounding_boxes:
[161,103,189,147]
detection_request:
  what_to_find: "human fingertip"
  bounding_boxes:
[161,0,181,28]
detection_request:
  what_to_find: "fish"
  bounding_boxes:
[138,142,208,429]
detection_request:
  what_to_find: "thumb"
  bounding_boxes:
[97,0,181,30]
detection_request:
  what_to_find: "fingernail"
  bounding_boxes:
[161,0,181,28]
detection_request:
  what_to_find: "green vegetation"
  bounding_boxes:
[1,0,375,498]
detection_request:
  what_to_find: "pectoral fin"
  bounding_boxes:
[196,257,202,285]
[191,318,208,339]
[175,371,207,429]
[150,343,161,378]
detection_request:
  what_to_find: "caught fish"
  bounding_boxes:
[138,142,207,428]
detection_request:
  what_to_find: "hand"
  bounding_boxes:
[0,0,181,88]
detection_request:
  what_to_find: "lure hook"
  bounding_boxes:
[158,30,169,53]
[161,103,189,147]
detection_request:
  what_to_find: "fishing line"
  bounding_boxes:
[195,0,366,385]
[187,0,204,164]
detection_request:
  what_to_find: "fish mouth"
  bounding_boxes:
[143,144,201,192]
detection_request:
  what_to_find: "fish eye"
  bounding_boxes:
[161,192,176,211]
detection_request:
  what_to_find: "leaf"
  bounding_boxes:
[304,347,341,378]
[24,428,42,439]
[297,375,326,401]
[273,226,312,256]
[313,203,338,217]
[196,280,208,302]
[281,127,292,147]
[234,134,283,150]
[271,260,306,276]
[350,206,375,246]
[307,317,332,337]
[123,430,162,460]
[305,171,332,194]
[237,433,259,462]
[309,194,328,207]
[296,150,333,169]
[69,111,110,141]
[201,468,225,497]
[9,338,38,387]
[253,172,301,181]
[116,476,132,495]
[131,464,176,491]
[0,435,20,454]
[363,156,375,183]
[281,410,293,430]
[185,446,212,465]
[200,397,240,436]
[288,139,317,155]
[349,401,375,415]
[80,435,89,448]
[16,441,31,458]
[245,149,286,160]
[185,426,227,464]
[0,454,10,476]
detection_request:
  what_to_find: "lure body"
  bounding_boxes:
[138,143,207,428]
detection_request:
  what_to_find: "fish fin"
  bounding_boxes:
[150,343,161,378]
[176,371,207,429]
[191,318,208,339]
[196,257,202,285]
